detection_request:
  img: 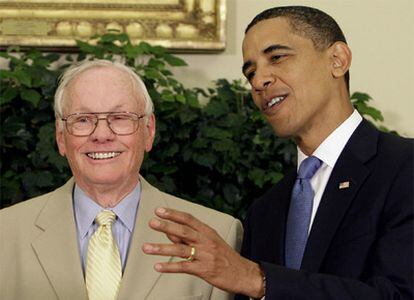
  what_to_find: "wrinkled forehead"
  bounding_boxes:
[64,66,143,108]
[68,66,133,92]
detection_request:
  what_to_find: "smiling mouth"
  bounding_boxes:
[86,152,121,160]
[266,95,287,109]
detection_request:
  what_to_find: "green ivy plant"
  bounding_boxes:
[0,33,390,218]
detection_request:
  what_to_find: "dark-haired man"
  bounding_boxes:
[143,6,413,299]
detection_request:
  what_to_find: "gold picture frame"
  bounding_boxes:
[0,0,226,52]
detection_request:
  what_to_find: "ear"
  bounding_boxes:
[329,41,352,78]
[144,113,156,153]
[55,119,66,157]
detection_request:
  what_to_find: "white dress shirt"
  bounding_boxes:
[297,110,363,233]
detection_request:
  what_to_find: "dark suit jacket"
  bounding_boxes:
[237,120,413,299]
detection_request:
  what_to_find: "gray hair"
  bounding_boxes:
[54,59,154,120]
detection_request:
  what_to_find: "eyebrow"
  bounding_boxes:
[263,44,292,54]
[242,44,293,75]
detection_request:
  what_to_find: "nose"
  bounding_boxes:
[89,117,115,141]
[251,67,275,92]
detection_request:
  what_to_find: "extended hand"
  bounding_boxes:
[142,207,264,298]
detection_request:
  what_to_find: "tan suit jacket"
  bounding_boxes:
[0,177,243,300]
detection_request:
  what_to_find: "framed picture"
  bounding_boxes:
[0,0,226,52]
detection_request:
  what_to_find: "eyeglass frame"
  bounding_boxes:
[60,111,147,137]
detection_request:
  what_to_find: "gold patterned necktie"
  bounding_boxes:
[86,210,122,300]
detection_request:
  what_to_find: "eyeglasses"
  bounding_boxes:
[61,111,146,137]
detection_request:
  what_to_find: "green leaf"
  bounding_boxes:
[351,92,371,102]
[164,53,187,66]
[202,127,232,139]
[248,168,266,188]
[123,43,142,58]
[268,171,284,184]
[161,90,175,102]
[13,69,32,87]
[194,153,217,168]
[223,184,239,204]
[353,101,384,122]
[151,46,167,56]
[100,32,126,43]
[164,143,179,157]
[136,42,152,54]
[193,139,208,149]
[0,87,18,105]
[212,139,234,152]
[151,164,178,175]
[76,40,97,54]
[175,94,186,104]
[145,68,161,80]
[20,89,41,106]
[204,100,229,117]
[186,93,199,108]
[148,58,166,70]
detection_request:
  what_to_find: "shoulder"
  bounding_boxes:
[140,177,242,245]
[162,189,239,229]
[369,129,413,174]
[1,190,51,222]
[141,177,238,224]
[0,179,74,227]
[353,119,413,158]
[159,189,243,250]
[377,130,413,156]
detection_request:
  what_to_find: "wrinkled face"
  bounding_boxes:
[242,17,337,140]
[56,67,155,191]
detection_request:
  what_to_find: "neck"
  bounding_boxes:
[76,177,139,208]
[296,99,354,156]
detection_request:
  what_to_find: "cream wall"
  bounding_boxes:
[174,0,414,137]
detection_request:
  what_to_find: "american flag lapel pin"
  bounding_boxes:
[339,181,350,189]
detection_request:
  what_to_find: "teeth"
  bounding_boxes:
[87,152,121,160]
[267,96,286,107]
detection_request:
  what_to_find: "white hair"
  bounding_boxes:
[54,59,154,121]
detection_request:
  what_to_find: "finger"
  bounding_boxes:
[166,233,183,244]
[155,207,206,232]
[149,218,198,242]
[154,261,199,275]
[142,243,194,259]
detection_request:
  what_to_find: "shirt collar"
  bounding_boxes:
[73,182,141,239]
[297,110,363,168]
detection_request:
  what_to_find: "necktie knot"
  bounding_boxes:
[95,210,116,227]
[297,156,322,179]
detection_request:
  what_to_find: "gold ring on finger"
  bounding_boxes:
[185,246,196,262]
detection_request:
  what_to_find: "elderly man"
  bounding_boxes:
[0,59,242,300]
[143,6,413,300]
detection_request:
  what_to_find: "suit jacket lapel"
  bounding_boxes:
[118,176,172,299]
[272,170,296,265]
[301,120,378,272]
[252,169,296,265]
[31,178,88,299]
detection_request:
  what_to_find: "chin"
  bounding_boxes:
[86,174,125,186]
[271,125,292,138]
